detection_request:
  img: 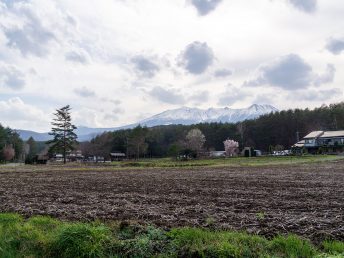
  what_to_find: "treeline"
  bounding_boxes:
[0,124,23,162]
[80,102,344,158]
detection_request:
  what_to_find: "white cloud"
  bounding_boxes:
[3,4,56,57]
[0,97,49,130]
[188,90,209,104]
[290,88,342,101]
[148,86,186,105]
[131,55,160,78]
[214,68,232,77]
[65,49,89,64]
[74,86,96,98]
[326,38,344,55]
[218,87,251,106]
[0,63,26,90]
[244,54,336,90]
[189,0,223,16]
[314,64,336,86]
[287,0,317,13]
[73,107,121,128]
[178,41,214,74]
[0,0,343,130]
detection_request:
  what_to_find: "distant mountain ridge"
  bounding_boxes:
[139,104,278,126]
[16,104,278,141]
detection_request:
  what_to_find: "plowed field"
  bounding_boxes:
[0,159,343,243]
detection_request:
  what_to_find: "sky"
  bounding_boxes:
[0,0,343,132]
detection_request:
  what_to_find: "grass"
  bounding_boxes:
[0,213,343,258]
[1,155,343,174]
[113,155,343,169]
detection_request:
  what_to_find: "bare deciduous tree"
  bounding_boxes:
[185,129,206,156]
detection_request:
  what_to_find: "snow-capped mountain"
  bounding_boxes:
[17,104,278,141]
[137,104,278,126]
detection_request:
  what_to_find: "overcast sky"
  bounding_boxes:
[0,0,343,131]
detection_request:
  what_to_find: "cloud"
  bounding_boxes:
[0,64,25,90]
[244,54,314,90]
[287,0,317,13]
[178,41,214,74]
[254,94,276,105]
[314,64,335,86]
[190,0,223,16]
[65,50,89,64]
[218,87,250,106]
[73,107,120,127]
[291,88,342,101]
[103,107,124,122]
[326,38,344,55]
[214,68,232,77]
[100,98,121,105]
[188,91,209,104]
[74,87,96,98]
[2,0,27,7]
[149,86,186,104]
[131,55,160,78]
[4,6,56,57]
[0,97,48,129]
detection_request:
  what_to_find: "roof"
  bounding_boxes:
[292,140,305,148]
[303,131,324,139]
[319,130,344,138]
[110,153,126,157]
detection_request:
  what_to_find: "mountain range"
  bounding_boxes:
[16,104,278,141]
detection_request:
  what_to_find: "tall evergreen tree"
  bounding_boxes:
[47,105,78,164]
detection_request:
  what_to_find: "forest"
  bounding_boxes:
[79,102,344,158]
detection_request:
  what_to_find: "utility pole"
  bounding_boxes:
[296,131,300,142]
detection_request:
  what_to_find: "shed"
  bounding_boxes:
[110,152,126,161]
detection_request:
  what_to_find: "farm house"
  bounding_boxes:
[292,130,344,154]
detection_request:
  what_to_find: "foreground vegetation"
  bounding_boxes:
[0,213,343,258]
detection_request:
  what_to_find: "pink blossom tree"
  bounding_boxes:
[223,139,239,157]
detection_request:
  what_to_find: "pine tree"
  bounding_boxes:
[47,105,78,164]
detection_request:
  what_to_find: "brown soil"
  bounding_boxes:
[0,160,343,242]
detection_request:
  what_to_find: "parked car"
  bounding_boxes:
[272,150,291,156]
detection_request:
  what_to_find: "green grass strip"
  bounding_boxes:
[0,213,343,257]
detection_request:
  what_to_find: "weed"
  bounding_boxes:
[323,240,344,254]
[256,212,265,221]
